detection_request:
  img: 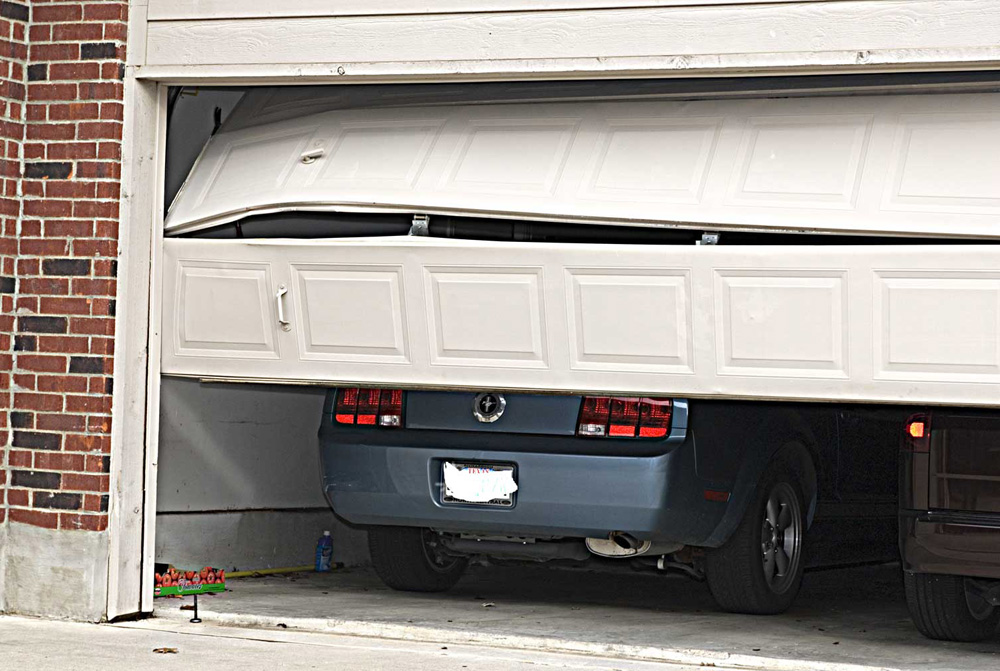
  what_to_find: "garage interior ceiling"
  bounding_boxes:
[165,90,1000,238]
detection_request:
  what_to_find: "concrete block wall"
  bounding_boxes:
[0,0,128,619]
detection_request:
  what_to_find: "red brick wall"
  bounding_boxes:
[2,0,127,532]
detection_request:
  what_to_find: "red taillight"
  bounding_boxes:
[609,398,641,437]
[356,388,381,425]
[639,398,672,438]
[578,396,672,439]
[335,388,403,428]
[335,387,358,425]
[903,413,930,452]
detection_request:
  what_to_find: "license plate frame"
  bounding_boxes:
[441,461,517,508]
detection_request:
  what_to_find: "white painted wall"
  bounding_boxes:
[155,378,368,571]
[157,379,327,512]
[156,510,368,571]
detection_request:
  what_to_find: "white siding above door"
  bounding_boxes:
[138,1,1000,81]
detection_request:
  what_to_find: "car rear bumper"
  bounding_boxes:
[900,510,1000,580]
[319,437,731,545]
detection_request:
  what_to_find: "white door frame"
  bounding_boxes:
[106,75,166,619]
[108,66,1000,619]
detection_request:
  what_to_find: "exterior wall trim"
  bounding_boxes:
[147,0,828,21]
[134,48,1000,86]
[105,77,164,620]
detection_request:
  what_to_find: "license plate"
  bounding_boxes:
[442,461,517,507]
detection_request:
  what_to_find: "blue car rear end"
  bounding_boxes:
[316,390,734,543]
[319,386,830,614]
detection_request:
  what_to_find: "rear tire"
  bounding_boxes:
[705,459,807,614]
[904,572,1000,642]
[368,526,467,592]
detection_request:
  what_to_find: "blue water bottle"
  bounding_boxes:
[315,530,333,572]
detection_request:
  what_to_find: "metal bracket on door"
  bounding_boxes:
[276,284,291,331]
[410,214,430,236]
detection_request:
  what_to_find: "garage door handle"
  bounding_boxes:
[300,148,325,164]
[276,284,290,330]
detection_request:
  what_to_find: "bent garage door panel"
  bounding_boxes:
[162,236,1000,406]
[164,92,1000,238]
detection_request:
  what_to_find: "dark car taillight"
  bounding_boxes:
[578,396,672,438]
[903,413,930,452]
[335,388,403,428]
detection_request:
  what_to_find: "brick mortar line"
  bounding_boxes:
[3,1,30,530]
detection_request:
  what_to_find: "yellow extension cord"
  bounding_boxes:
[226,565,318,578]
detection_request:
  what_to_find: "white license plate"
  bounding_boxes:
[442,461,517,507]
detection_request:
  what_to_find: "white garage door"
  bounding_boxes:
[162,236,1000,407]
[165,91,1000,238]
[161,90,1000,405]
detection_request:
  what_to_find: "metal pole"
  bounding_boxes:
[190,594,202,624]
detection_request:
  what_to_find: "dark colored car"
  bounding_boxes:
[319,388,901,614]
[900,409,1000,641]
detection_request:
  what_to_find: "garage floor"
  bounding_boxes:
[154,563,1000,671]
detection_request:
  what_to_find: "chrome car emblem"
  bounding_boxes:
[473,392,506,423]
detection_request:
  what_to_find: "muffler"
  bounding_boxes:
[586,532,683,558]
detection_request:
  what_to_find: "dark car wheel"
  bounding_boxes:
[705,459,807,615]
[368,526,468,592]
[904,572,1000,642]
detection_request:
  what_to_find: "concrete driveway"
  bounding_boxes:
[0,615,705,671]
[153,563,1000,671]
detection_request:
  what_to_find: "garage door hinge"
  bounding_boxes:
[410,214,430,236]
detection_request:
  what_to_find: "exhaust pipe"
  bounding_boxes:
[587,532,651,558]
[610,531,642,551]
[586,533,684,558]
